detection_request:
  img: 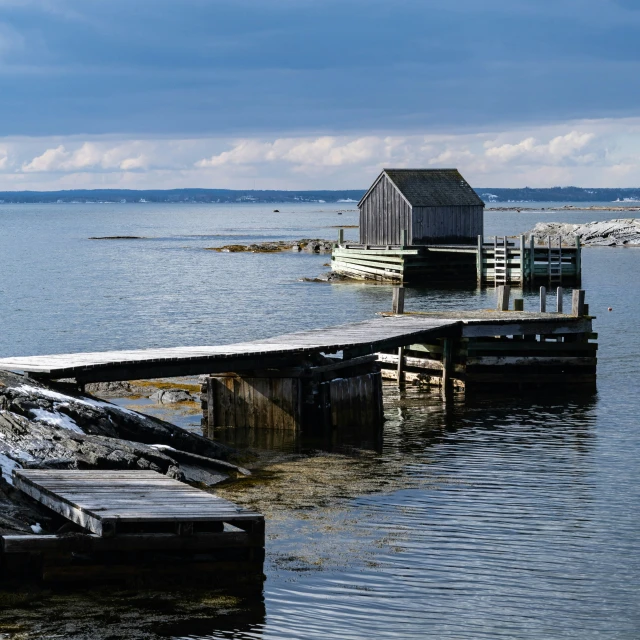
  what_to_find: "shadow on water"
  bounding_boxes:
[0,587,266,639]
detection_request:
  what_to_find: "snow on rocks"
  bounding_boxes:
[526,218,640,246]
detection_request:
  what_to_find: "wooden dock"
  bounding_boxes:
[331,234,582,285]
[0,315,461,383]
[2,470,264,586]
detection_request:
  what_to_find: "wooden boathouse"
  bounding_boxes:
[332,168,582,285]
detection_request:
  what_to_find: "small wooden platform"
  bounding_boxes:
[13,469,262,537]
[2,470,265,587]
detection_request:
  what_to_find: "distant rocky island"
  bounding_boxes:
[0,186,639,204]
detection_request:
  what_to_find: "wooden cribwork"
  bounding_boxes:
[331,235,582,285]
[201,356,384,440]
[2,470,264,587]
[377,308,597,394]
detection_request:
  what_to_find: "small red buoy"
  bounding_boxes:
[608,307,613,312]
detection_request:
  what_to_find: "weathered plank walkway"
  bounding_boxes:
[2,470,265,586]
[0,312,589,383]
[13,469,262,537]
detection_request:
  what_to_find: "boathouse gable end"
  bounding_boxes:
[358,169,484,246]
[359,172,412,245]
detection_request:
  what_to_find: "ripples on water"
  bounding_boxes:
[0,203,639,639]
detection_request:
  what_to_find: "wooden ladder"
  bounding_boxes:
[548,235,563,284]
[493,236,508,286]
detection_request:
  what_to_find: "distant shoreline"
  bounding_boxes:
[488,205,640,213]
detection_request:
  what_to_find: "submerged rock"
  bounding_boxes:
[151,388,195,404]
[526,218,640,246]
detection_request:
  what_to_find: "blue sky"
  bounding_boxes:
[0,0,639,189]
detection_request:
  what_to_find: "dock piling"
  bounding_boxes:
[572,289,585,316]
[338,228,344,245]
[556,287,563,313]
[392,286,405,314]
[514,298,524,311]
[540,286,547,312]
[496,285,510,311]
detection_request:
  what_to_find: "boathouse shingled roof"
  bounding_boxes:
[360,169,484,208]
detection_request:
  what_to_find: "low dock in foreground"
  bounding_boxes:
[2,470,264,587]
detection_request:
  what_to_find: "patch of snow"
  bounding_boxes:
[0,452,20,484]
[30,523,43,534]
[15,384,140,417]
[29,409,84,434]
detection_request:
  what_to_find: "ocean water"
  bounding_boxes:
[0,202,639,638]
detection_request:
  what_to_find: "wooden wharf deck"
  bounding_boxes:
[331,234,582,285]
[0,312,590,383]
[2,470,265,586]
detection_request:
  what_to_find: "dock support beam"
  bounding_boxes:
[576,236,582,284]
[540,286,547,312]
[477,235,483,286]
[441,338,454,401]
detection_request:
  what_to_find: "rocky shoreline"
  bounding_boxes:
[0,371,250,536]
[489,205,640,212]
[526,218,640,246]
[206,238,333,253]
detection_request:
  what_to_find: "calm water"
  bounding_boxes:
[0,202,639,638]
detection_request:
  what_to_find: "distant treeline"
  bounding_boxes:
[0,188,365,204]
[477,187,640,203]
[0,186,638,204]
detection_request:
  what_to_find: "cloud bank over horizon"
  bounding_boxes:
[0,0,638,189]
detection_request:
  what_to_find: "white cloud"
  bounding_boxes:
[2,118,640,189]
[484,131,598,165]
[22,142,153,172]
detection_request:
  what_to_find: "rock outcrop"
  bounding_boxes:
[0,370,248,534]
[526,218,640,246]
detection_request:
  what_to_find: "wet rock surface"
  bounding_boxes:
[526,218,640,246]
[0,370,247,534]
[206,238,333,253]
[151,388,195,404]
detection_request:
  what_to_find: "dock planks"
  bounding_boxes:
[13,469,263,537]
[0,312,589,383]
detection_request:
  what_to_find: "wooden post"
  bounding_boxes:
[514,298,524,311]
[496,285,510,311]
[572,289,585,316]
[529,234,535,285]
[540,286,547,312]
[547,235,552,280]
[441,338,453,401]
[392,286,405,314]
[477,235,483,286]
[338,228,344,245]
[397,347,404,387]
[556,286,563,314]
[575,236,582,283]
[400,229,407,248]
[583,303,589,316]
[519,235,525,285]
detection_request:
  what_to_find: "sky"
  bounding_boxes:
[0,0,639,190]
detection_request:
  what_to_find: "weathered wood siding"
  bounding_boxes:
[359,174,412,245]
[411,205,483,245]
[208,375,302,431]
